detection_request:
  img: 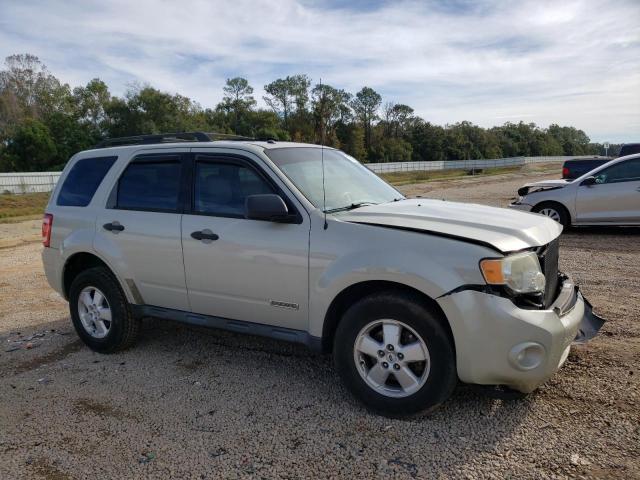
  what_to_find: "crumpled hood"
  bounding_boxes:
[338,199,562,252]
[522,179,569,188]
[517,179,569,196]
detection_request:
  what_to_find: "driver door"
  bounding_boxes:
[181,152,311,330]
[575,158,640,224]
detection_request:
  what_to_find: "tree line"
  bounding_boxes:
[0,53,617,172]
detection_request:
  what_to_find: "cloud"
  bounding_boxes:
[0,0,638,141]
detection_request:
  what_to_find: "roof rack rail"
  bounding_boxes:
[205,132,255,141]
[94,131,268,148]
[95,132,213,148]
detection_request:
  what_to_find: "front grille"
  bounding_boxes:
[538,238,560,308]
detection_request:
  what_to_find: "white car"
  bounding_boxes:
[510,153,640,226]
[42,132,604,416]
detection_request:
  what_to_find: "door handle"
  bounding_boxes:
[191,230,219,241]
[103,222,125,232]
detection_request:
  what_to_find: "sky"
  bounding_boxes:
[0,0,639,142]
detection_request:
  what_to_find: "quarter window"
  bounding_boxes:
[193,159,274,216]
[57,156,117,206]
[116,158,182,212]
[595,159,640,184]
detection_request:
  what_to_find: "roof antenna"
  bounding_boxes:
[320,78,328,230]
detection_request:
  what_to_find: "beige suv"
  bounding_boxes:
[42,132,604,416]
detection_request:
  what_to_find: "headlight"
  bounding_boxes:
[480,251,546,294]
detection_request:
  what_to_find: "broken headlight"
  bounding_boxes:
[479,251,546,294]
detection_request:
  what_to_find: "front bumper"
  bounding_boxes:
[508,200,533,212]
[437,276,604,393]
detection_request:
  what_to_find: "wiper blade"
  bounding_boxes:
[324,202,377,214]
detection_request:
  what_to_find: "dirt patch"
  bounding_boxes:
[28,457,73,480]
[10,340,82,375]
[73,398,130,421]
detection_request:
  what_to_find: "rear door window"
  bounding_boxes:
[116,156,183,212]
[57,156,117,206]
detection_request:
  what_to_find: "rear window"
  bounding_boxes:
[57,156,117,207]
[116,157,182,212]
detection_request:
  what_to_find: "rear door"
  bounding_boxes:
[181,151,310,330]
[575,158,640,224]
[94,150,190,310]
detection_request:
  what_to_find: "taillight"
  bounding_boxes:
[562,167,569,178]
[42,213,53,247]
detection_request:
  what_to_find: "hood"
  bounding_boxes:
[338,199,562,253]
[517,179,569,196]
[522,179,569,188]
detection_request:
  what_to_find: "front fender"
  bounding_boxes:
[308,219,493,338]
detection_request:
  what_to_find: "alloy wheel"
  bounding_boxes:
[538,207,561,222]
[77,286,112,339]
[353,319,430,398]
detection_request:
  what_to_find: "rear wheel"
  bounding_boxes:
[333,291,457,416]
[69,267,139,353]
[533,201,570,228]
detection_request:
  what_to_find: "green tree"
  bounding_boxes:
[547,124,591,155]
[263,75,311,131]
[73,78,111,134]
[4,118,56,171]
[408,121,447,161]
[351,87,381,153]
[220,77,256,134]
[311,83,351,144]
[383,103,415,138]
[371,137,413,162]
[336,123,366,160]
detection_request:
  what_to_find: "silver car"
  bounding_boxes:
[42,133,603,416]
[510,153,640,226]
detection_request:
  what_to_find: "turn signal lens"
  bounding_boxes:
[479,259,504,284]
[480,251,546,294]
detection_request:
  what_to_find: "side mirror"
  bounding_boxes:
[581,176,596,186]
[245,194,291,222]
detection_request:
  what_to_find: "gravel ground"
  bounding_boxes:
[1,168,639,479]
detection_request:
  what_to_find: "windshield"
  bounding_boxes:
[265,147,402,212]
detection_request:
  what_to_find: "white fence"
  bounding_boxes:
[0,172,62,194]
[0,156,606,194]
[364,156,604,174]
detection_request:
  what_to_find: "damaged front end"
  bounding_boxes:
[516,180,569,197]
[546,272,605,344]
[574,296,606,344]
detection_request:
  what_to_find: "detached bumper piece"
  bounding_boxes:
[573,295,605,344]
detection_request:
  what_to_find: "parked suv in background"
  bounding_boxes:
[561,157,609,180]
[42,132,604,416]
[618,143,640,157]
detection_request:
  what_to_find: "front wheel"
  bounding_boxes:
[533,202,570,228]
[333,291,457,416]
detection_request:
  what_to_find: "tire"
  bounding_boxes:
[69,266,139,353]
[333,290,457,417]
[533,201,570,228]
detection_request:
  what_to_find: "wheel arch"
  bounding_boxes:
[532,200,572,225]
[321,280,456,355]
[62,251,133,302]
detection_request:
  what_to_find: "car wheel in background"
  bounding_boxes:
[533,202,570,228]
[333,290,457,417]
